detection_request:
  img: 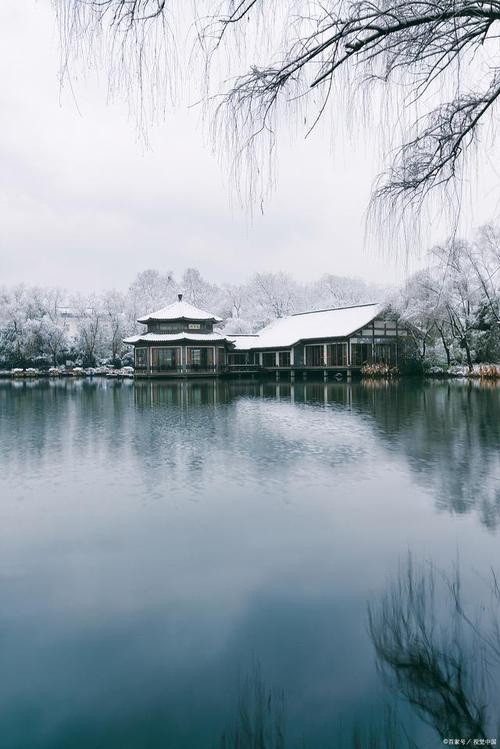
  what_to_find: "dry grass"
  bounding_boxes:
[361,363,400,379]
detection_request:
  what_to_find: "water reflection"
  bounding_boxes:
[217,667,286,749]
[0,378,498,748]
[131,378,500,529]
[1,377,499,527]
[368,558,499,742]
[218,557,500,748]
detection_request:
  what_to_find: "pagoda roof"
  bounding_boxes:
[137,297,222,323]
[123,331,229,345]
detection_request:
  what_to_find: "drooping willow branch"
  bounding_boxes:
[57,1,500,225]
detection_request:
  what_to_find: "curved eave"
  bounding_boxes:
[136,315,223,324]
[123,333,230,345]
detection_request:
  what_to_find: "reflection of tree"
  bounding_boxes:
[0,379,134,478]
[353,380,500,530]
[368,557,500,742]
[349,705,418,749]
[216,668,419,749]
[218,667,285,749]
[3,379,499,530]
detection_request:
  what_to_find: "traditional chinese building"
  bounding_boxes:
[123,294,234,377]
[228,303,408,376]
[124,299,407,378]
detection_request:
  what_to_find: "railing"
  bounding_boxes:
[185,364,218,373]
[136,365,220,374]
[225,364,263,372]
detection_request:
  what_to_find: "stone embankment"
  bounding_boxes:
[0,366,135,379]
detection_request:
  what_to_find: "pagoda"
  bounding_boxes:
[124,294,234,377]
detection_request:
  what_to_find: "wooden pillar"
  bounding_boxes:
[323,343,328,368]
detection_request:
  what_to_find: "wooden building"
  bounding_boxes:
[227,303,407,377]
[123,294,234,377]
[124,300,407,378]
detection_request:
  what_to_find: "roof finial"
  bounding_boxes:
[178,292,183,302]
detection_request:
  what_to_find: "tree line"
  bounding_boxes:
[0,226,499,369]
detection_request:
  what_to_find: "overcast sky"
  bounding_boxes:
[1,1,499,295]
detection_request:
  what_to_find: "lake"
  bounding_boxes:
[0,378,499,748]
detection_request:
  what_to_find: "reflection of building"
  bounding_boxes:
[124,299,407,378]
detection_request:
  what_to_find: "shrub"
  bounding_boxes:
[361,363,400,379]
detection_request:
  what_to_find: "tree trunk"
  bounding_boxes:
[439,331,451,366]
[463,337,473,371]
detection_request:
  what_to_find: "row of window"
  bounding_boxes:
[259,342,397,367]
[136,346,225,369]
[148,322,209,333]
[135,341,399,369]
[304,344,348,367]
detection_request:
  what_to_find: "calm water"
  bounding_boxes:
[0,378,499,748]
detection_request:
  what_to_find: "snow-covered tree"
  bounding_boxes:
[393,270,440,362]
[102,290,128,362]
[0,285,46,365]
[250,272,301,323]
[181,268,220,312]
[308,275,375,310]
[71,294,106,366]
[431,241,485,369]
[36,288,70,365]
[127,269,176,332]
[395,231,500,368]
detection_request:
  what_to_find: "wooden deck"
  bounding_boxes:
[134,364,363,379]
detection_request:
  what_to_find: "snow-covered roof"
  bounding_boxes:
[228,334,261,351]
[123,331,229,345]
[233,303,383,349]
[137,296,222,323]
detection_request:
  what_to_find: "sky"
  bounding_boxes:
[1,1,499,295]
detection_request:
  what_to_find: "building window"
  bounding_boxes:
[151,347,178,369]
[373,343,396,364]
[327,343,347,366]
[351,343,372,366]
[262,352,276,368]
[278,351,291,367]
[305,345,324,366]
[228,353,246,365]
[187,347,214,369]
[156,322,181,332]
[135,348,148,369]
